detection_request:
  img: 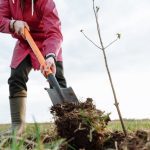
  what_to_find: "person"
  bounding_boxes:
[0,0,67,135]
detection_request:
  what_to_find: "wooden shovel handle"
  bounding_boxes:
[24,28,52,75]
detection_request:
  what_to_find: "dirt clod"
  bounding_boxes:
[51,98,110,150]
[51,99,150,150]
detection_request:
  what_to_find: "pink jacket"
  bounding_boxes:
[0,0,63,70]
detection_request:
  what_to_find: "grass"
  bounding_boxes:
[0,122,55,133]
[107,119,150,132]
[0,120,150,149]
[1,119,150,133]
[0,122,62,150]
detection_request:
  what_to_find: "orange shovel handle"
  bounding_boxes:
[24,28,52,75]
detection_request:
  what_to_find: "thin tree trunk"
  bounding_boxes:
[92,0,127,136]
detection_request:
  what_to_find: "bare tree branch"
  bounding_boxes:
[105,33,121,49]
[80,30,102,50]
[105,38,118,49]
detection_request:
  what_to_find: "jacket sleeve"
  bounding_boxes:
[41,0,63,58]
[0,0,12,33]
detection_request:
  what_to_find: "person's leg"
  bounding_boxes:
[55,61,67,88]
[8,55,32,135]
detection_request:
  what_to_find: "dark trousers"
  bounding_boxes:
[8,55,67,98]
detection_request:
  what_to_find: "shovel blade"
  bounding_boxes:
[46,87,78,105]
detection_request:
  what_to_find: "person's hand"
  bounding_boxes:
[40,57,56,77]
[10,20,30,38]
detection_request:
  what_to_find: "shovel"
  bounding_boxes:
[24,28,78,105]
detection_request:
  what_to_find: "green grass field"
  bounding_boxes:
[0,120,150,149]
[1,119,150,132]
[107,119,150,132]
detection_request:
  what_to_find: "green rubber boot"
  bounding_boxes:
[9,97,26,136]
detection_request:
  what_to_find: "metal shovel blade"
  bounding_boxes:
[24,29,78,105]
[45,87,78,105]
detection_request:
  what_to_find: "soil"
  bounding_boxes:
[51,98,150,150]
[51,98,110,150]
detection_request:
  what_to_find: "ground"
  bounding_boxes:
[0,99,150,150]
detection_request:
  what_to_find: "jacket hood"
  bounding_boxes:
[12,0,34,16]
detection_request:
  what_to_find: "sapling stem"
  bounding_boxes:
[81,0,127,136]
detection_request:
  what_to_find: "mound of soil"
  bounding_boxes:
[51,99,150,150]
[51,98,110,150]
